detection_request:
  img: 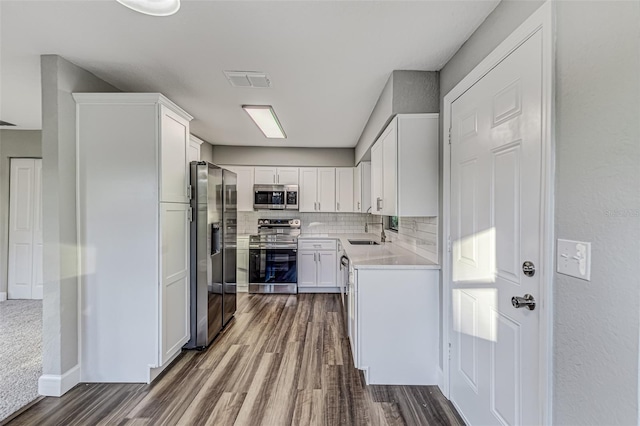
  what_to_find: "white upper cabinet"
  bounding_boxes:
[299,167,335,212]
[317,168,336,212]
[254,167,277,184]
[188,135,204,163]
[354,161,371,213]
[254,167,299,185]
[335,167,355,213]
[160,105,190,204]
[371,141,384,215]
[221,165,254,212]
[299,168,318,212]
[370,114,439,217]
[276,167,299,185]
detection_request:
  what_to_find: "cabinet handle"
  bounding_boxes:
[337,202,340,211]
[318,202,321,211]
[357,201,361,211]
[377,197,382,211]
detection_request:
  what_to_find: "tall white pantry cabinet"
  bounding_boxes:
[74,93,193,383]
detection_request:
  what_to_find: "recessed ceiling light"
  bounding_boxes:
[242,106,286,139]
[116,0,180,16]
[0,120,16,127]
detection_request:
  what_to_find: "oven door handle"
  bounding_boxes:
[250,245,298,250]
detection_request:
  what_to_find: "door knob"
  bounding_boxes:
[511,294,536,310]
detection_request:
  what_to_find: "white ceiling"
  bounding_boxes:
[0,0,499,148]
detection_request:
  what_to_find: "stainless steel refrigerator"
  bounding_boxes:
[185,162,237,349]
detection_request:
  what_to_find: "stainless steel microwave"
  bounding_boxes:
[254,185,298,210]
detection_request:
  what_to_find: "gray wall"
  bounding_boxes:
[0,130,42,296]
[553,2,639,424]
[439,0,640,424]
[41,55,119,377]
[211,145,355,167]
[355,70,439,163]
[200,141,214,164]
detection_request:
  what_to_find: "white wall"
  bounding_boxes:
[553,2,639,424]
[0,130,42,297]
[40,55,120,384]
[439,1,640,423]
[212,145,355,167]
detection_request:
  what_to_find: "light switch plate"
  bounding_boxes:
[557,239,591,281]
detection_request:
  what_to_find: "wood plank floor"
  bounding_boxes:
[7,294,464,426]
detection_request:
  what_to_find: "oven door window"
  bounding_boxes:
[249,248,297,284]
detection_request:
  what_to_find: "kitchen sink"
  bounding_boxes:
[348,239,380,246]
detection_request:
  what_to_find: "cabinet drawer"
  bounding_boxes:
[299,239,337,251]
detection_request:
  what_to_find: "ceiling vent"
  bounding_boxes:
[224,71,272,88]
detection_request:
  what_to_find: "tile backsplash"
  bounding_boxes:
[238,211,439,263]
[238,211,373,235]
[389,216,439,263]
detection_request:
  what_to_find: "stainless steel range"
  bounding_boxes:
[249,219,301,294]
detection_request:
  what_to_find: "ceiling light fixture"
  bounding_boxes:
[242,105,286,139]
[116,0,180,16]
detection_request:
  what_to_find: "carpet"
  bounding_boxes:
[0,300,42,422]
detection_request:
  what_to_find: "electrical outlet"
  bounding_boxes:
[557,239,591,281]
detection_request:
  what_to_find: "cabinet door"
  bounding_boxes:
[224,166,254,212]
[370,141,383,216]
[298,251,318,287]
[299,168,318,212]
[160,105,190,203]
[276,167,299,185]
[317,250,337,286]
[335,167,354,213]
[354,165,362,212]
[317,168,336,212]
[160,202,190,365]
[348,273,357,365]
[360,161,372,214]
[381,121,398,216]
[188,137,201,163]
[254,167,277,184]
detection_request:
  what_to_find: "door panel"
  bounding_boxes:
[297,251,317,287]
[254,167,277,184]
[450,30,543,425]
[335,168,354,212]
[161,202,190,364]
[370,142,383,215]
[32,160,44,299]
[276,167,299,185]
[317,168,336,212]
[381,122,397,216]
[160,105,189,203]
[299,168,318,212]
[8,158,42,300]
[317,251,337,286]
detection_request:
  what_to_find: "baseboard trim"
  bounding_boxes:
[0,292,7,302]
[38,364,81,397]
[297,287,340,294]
[437,367,445,395]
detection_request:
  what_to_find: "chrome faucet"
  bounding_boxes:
[364,220,386,243]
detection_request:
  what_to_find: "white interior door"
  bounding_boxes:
[8,158,43,300]
[450,30,543,425]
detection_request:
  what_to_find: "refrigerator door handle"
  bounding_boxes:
[211,223,221,256]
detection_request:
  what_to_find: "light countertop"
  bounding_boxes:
[298,233,440,270]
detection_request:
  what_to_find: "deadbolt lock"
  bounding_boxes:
[522,261,535,277]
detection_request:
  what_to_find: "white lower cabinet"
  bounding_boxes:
[348,268,440,385]
[298,239,338,291]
